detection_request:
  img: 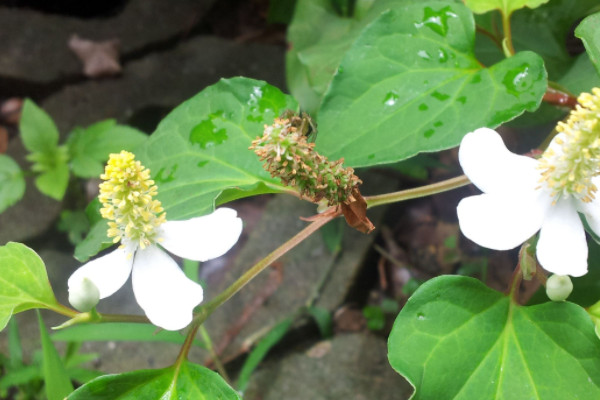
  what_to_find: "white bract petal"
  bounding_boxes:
[458,128,540,194]
[537,201,588,277]
[132,245,204,330]
[457,192,547,250]
[68,246,134,299]
[159,208,243,261]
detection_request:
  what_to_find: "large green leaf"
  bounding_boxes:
[138,77,296,220]
[19,99,59,154]
[39,312,74,400]
[576,12,600,77]
[286,0,409,113]
[0,155,25,213]
[67,120,148,178]
[316,2,547,167]
[388,275,600,399]
[0,243,60,331]
[67,361,240,399]
[464,0,549,15]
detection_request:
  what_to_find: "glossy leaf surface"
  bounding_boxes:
[316,2,547,167]
[0,243,60,331]
[388,276,600,399]
[138,77,296,220]
[68,361,240,399]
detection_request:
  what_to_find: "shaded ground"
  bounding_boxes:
[0,1,524,399]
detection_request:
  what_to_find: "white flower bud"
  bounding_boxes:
[68,277,100,312]
[545,274,573,302]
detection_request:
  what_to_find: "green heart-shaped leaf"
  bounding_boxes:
[0,243,60,331]
[316,2,547,167]
[138,77,297,220]
[67,361,240,399]
[388,275,600,399]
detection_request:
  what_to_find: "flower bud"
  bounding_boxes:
[545,274,573,301]
[69,277,100,312]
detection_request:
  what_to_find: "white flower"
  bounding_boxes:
[457,128,600,277]
[67,151,242,330]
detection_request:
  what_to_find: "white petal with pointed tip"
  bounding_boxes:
[457,192,547,250]
[132,245,203,330]
[68,246,134,299]
[159,208,242,262]
[537,200,588,277]
[459,128,540,194]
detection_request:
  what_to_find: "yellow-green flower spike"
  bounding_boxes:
[98,151,166,248]
[538,88,600,203]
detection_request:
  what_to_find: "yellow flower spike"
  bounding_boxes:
[99,151,166,246]
[538,88,600,202]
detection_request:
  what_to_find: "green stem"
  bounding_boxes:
[365,175,471,208]
[501,11,515,56]
[198,214,335,321]
[175,319,201,366]
[199,326,231,383]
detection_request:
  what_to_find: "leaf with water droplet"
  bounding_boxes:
[136,78,297,220]
[316,1,546,167]
[388,275,600,399]
[463,0,550,15]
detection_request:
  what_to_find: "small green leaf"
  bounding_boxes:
[316,2,547,167]
[35,161,69,200]
[0,243,60,331]
[74,220,113,262]
[388,275,600,399]
[138,77,296,220]
[19,99,60,154]
[67,120,147,178]
[307,306,333,338]
[67,361,240,399]
[0,155,25,213]
[363,305,385,331]
[52,323,204,347]
[57,210,90,245]
[237,317,293,392]
[463,0,550,15]
[576,12,600,77]
[38,312,74,400]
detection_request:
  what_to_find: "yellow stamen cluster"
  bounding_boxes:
[250,115,362,206]
[99,151,166,249]
[538,88,600,202]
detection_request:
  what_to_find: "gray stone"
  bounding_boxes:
[0,0,217,83]
[244,333,413,400]
[41,35,286,134]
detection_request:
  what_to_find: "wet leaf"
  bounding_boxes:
[576,12,600,77]
[388,276,600,399]
[316,2,546,167]
[138,77,296,220]
[67,361,240,399]
[0,243,60,331]
[0,155,25,213]
[464,0,549,15]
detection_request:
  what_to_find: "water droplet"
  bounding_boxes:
[424,129,435,138]
[155,165,178,183]
[413,6,457,37]
[383,92,399,107]
[197,160,209,168]
[437,48,448,63]
[471,74,482,84]
[189,114,228,149]
[417,50,431,60]
[503,65,532,96]
[434,121,443,128]
[337,66,344,74]
[417,312,426,320]
[431,91,449,101]
[418,103,428,111]
[457,96,467,104]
